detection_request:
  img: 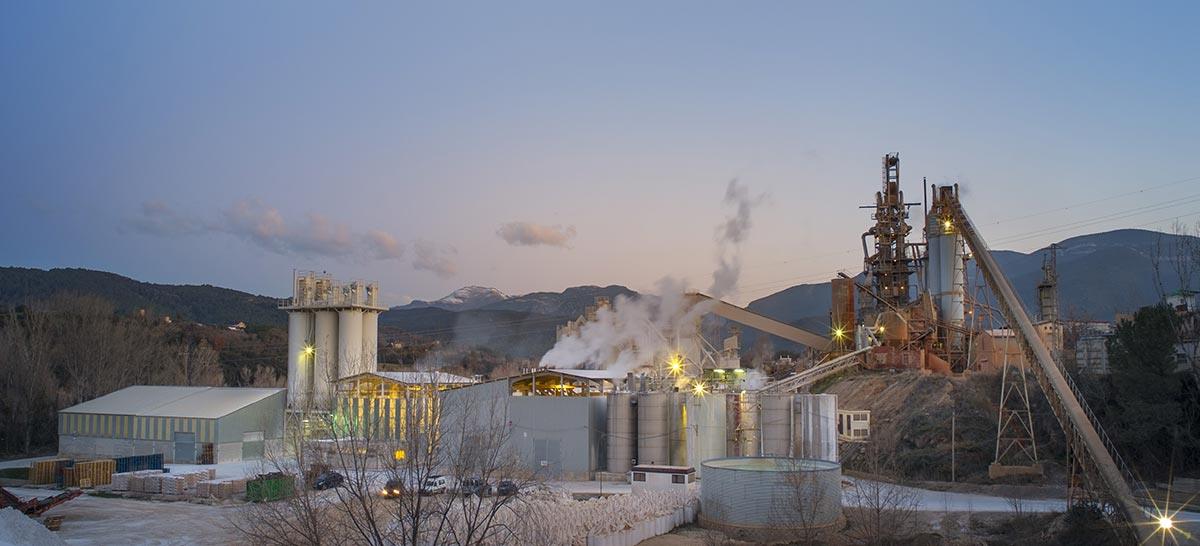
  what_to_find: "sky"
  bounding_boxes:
[2,2,1198,306]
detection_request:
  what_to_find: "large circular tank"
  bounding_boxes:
[286,311,313,409]
[760,394,792,457]
[700,457,843,542]
[637,392,670,465]
[606,393,637,473]
[361,310,379,372]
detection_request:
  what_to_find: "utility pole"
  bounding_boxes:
[951,404,957,483]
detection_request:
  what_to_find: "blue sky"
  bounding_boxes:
[2,2,1198,305]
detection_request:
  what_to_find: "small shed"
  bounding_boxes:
[58,386,285,464]
[631,464,695,494]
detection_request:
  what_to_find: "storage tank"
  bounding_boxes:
[700,457,843,543]
[606,393,637,474]
[313,310,340,409]
[760,394,792,457]
[338,309,364,378]
[685,394,726,477]
[286,311,313,409]
[637,393,670,465]
[362,310,379,374]
[794,394,838,462]
[927,185,965,346]
[725,392,759,457]
[670,393,687,466]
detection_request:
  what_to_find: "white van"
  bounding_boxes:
[420,475,450,495]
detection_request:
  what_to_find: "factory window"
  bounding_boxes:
[672,475,686,484]
[853,414,869,421]
[633,472,646,482]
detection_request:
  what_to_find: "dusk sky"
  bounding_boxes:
[3,2,1198,305]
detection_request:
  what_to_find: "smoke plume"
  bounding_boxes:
[539,180,764,375]
[709,179,766,299]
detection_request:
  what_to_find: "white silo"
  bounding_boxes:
[286,311,314,408]
[794,393,838,462]
[338,309,364,378]
[362,310,379,375]
[313,310,340,409]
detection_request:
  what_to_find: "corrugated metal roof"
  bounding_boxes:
[340,371,475,385]
[60,386,285,419]
[542,368,621,380]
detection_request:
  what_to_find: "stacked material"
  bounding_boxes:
[112,470,164,491]
[197,478,248,499]
[113,454,164,473]
[139,474,164,494]
[67,459,116,487]
[161,475,187,495]
[29,459,72,485]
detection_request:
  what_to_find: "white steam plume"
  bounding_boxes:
[709,179,766,299]
[540,180,764,374]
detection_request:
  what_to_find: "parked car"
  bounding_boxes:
[420,475,450,495]
[311,471,344,491]
[459,477,492,497]
[381,478,405,499]
[496,480,518,497]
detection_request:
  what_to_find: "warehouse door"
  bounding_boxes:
[173,432,196,464]
[242,431,265,460]
[533,438,562,479]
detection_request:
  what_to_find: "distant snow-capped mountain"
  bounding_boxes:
[394,286,510,311]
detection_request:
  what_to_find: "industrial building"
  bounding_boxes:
[282,271,386,411]
[334,370,474,441]
[57,386,286,464]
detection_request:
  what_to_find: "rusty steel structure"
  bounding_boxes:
[861,153,922,313]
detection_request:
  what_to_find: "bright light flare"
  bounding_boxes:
[832,327,845,339]
[1158,516,1174,530]
[667,354,683,375]
[303,345,315,356]
[691,381,708,397]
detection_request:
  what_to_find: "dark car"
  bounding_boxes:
[459,477,492,497]
[496,480,518,497]
[311,471,344,490]
[381,478,405,499]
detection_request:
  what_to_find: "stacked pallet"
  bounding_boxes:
[161,475,188,495]
[196,478,248,499]
[29,459,72,485]
[68,459,116,487]
[138,474,164,494]
[112,470,164,491]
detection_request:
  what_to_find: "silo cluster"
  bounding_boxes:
[283,272,385,411]
[603,388,839,474]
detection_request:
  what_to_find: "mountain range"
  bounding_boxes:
[2,228,1195,357]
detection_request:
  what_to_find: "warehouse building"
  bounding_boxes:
[441,369,614,480]
[58,386,286,464]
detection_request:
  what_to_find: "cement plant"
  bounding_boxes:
[4,153,1198,546]
[3,5,1200,546]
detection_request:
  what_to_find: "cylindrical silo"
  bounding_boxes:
[685,393,726,477]
[670,393,687,466]
[760,394,793,457]
[338,309,364,378]
[361,311,379,374]
[313,310,340,409]
[637,392,670,466]
[606,393,637,474]
[699,457,843,543]
[286,312,313,409]
[725,392,759,457]
[794,394,838,462]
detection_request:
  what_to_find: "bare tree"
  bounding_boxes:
[774,458,837,545]
[236,370,539,546]
[845,440,920,545]
[0,306,59,454]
